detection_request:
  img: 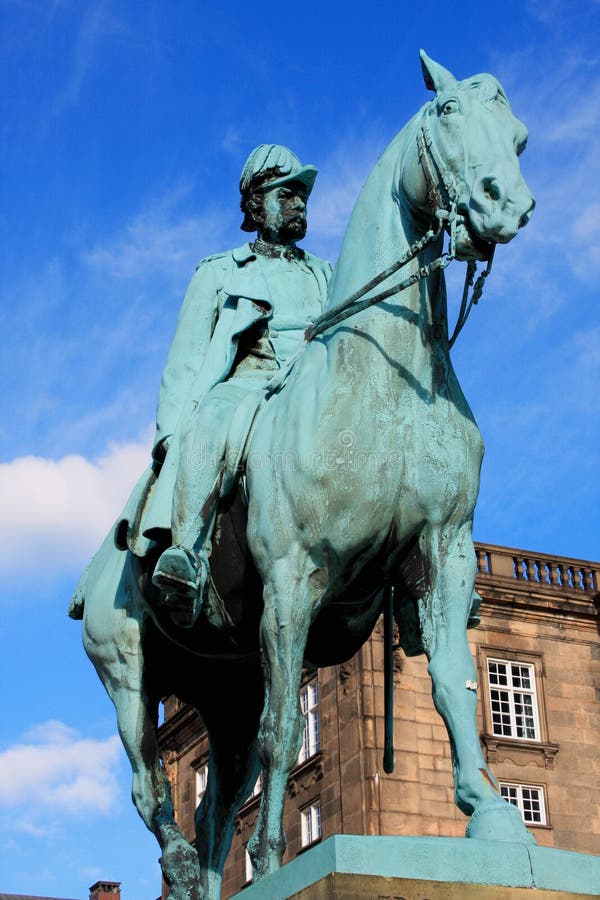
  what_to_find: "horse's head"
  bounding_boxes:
[409,51,535,260]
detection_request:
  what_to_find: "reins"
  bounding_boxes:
[449,247,494,348]
[304,123,495,347]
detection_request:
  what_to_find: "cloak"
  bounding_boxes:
[115,243,331,556]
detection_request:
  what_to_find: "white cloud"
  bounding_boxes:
[527,0,600,33]
[13,816,54,837]
[0,434,152,580]
[81,865,103,881]
[470,46,600,334]
[50,4,153,119]
[50,2,105,116]
[571,203,600,280]
[310,179,365,240]
[83,189,234,280]
[308,133,385,262]
[0,720,122,817]
[221,126,244,154]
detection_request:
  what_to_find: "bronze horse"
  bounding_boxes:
[71,52,535,899]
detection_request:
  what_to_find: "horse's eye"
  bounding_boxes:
[441,99,459,116]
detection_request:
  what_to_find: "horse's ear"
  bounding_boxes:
[419,49,457,94]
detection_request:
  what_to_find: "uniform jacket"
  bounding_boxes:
[116,242,332,555]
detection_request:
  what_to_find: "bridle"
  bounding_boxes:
[305,120,495,348]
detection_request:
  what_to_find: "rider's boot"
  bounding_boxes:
[152,545,211,628]
[151,451,223,626]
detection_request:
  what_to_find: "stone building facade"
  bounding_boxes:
[158,542,600,898]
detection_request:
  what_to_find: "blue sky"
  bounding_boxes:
[0,1,598,897]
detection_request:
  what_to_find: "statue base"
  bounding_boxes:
[233,835,600,900]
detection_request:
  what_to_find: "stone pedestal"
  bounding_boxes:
[232,836,600,900]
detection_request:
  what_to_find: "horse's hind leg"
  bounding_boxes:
[192,658,263,899]
[109,680,202,898]
[417,522,534,842]
[82,549,202,898]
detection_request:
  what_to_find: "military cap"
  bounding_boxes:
[239,144,318,197]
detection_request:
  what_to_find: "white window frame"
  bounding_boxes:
[487,658,541,742]
[298,678,320,763]
[499,781,547,825]
[195,763,208,803]
[300,801,322,848]
[244,846,253,884]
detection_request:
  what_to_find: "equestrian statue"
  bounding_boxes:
[70,51,536,900]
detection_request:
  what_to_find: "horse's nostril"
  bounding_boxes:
[519,198,535,228]
[482,177,501,202]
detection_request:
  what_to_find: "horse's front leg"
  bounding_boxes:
[247,556,314,879]
[418,523,534,843]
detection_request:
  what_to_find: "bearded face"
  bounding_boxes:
[250,181,308,244]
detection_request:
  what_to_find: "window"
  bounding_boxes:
[298,679,320,763]
[487,658,540,741]
[300,801,322,847]
[479,648,558,769]
[244,846,253,884]
[500,782,547,825]
[195,763,208,802]
[240,772,262,808]
[250,772,262,798]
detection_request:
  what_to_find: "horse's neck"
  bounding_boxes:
[327,133,411,308]
[325,121,446,373]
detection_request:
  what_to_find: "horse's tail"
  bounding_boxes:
[68,562,90,620]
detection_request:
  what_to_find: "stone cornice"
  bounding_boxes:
[158,703,203,754]
[481,733,559,769]
[474,541,600,627]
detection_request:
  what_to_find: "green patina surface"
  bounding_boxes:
[233,836,600,899]
[70,52,553,900]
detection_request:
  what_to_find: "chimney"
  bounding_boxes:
[89,882,121,900]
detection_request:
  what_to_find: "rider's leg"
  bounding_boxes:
[152,379,263,612]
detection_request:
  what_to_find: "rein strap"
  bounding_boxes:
[305,124,493,346]
[306,214,450,341]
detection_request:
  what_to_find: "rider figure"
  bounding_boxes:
[136,144,332,622]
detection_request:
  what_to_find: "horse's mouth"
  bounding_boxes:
[453,214,495,262]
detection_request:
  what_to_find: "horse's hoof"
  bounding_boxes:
[159,844,203,899]
[466,800,536,843]
[166,886,203,900]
